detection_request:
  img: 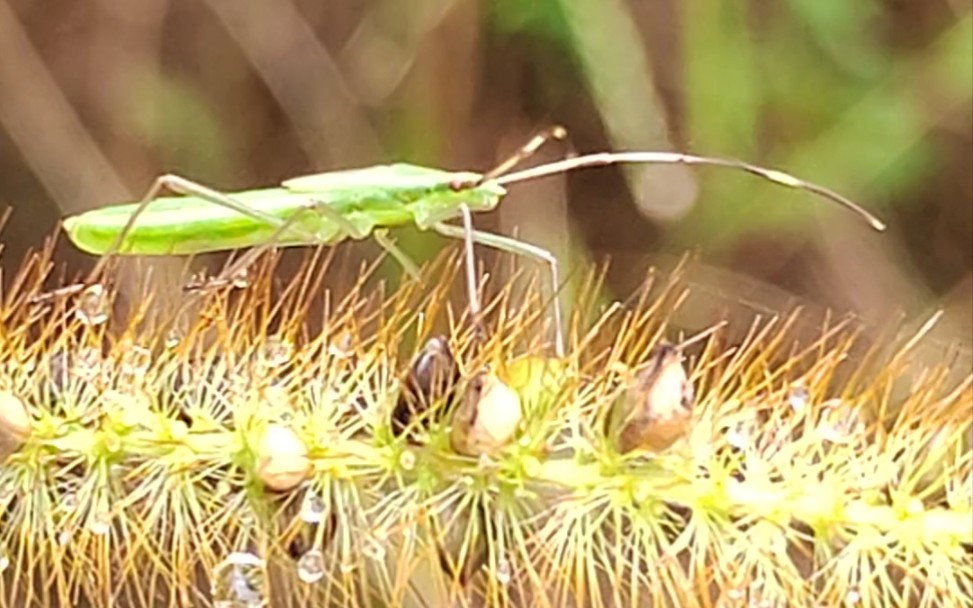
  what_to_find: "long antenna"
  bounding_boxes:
[495,151,886,232]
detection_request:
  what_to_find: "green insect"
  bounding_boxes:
[60,129,886,356]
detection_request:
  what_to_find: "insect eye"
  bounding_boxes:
[448,178,480,192]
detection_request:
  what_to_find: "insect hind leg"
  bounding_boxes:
[85,174,304,284]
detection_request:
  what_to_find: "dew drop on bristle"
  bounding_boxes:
[60,491,79,512]
[215,481,233,498]
[237,504,255,528]
[71,346,103,383]
[263,336,293,369]
[726,424,751,451]
[231,268,249,289]
[88,510,111,536]
[211,551,266,608]
[787,384,809,411]
[327,332,353,359]
[817,400,864,444]
[165,330,181,349]
[296,549,325,584]
[399,449,416,471]
[47,351,70,397]
[494,557,511,586]
[0,544,9,572]
[362,535,386,561]
[75,284,110,326]
[119,344,152,386]
[0,483,13,505]
[300,492,327,524]
[845,587,861,604]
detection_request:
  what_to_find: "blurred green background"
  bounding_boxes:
[0,0,969,358]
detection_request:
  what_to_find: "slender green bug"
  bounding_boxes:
[60,129,886,356]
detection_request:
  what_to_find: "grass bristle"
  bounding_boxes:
[0,243,968,607]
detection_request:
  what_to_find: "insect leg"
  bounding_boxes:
[85,174,316,283]
[189,203,323,294]
[307,201,420,279]
[431,221,564,357]
[457,203,488,344]
[180,195,419,294]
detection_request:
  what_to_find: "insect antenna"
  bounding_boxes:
[474,125,569,186]
[495,150,886,231]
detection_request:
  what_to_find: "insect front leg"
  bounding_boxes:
[431,220,564,358]
[458,204,484,338]
[307,200,420,279]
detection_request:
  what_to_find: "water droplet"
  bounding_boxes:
[237,505,255,528]
[787,384,809,411]
[0,482,15,504]
[165,330,182,349]
[75,284,110,326]
[88,510,111,536]
[72,347,103,382]
[845,587,861,604]
[300,492,327,524]
[327,333,353,359]
[494,557,511,586]
[362,535,385,562]
[726,424,751,451]
[398,450,416,471]
[817,401,863,444]
[61,491,79,512]
[296,549,325,584]
[211,551,265,608]
[263,336,293,369]
[57,530,71,546]
[230,268,249,289]
[119,344,152,385]
[905,497,924,515]
[338,560,355,574]
[0,545,9,572]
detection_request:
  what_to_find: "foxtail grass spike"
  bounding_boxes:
[0,245,968,608]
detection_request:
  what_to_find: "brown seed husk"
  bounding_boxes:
[0,390,31,460]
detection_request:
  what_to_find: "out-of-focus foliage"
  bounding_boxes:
[0,0,969,360]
